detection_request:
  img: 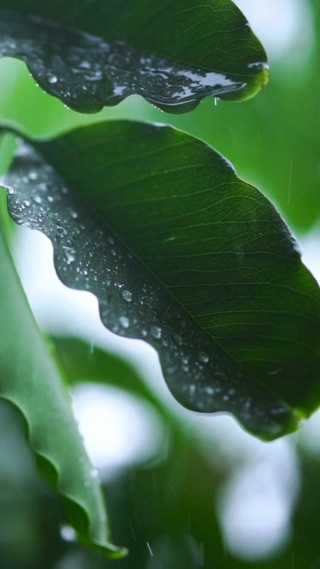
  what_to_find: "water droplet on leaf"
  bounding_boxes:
[198,351,209,363]
[122,289,132,302]
[119,315,130,328]
[62,246,76,264]
[48,74,58,84]
[151,326,162,339]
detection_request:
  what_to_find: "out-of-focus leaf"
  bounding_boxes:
[2,121,320,440]
[48,336,230,567]
[0,224,126,558]
[53,336,167,416]
[0,0,268,113]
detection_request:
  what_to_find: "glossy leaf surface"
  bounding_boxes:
[0,0,268,113]
[2,121,320,440]
[0,224,125,558]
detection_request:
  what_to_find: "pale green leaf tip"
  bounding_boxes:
[254,64,269,90]
[82,535,128,559]
[234,63,269,103]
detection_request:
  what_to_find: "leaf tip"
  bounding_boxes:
[220,62,269,103]
[243,62,270,101]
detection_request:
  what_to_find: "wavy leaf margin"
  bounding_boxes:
[0,3,269,113]
[0,221,126,559]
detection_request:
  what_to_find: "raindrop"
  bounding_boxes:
[122,289,132,302]
[189,384,196,396]
[146,541,154,557]
[150,326,162,340]
[62,246,76,264]
[90,468,99,478]
[48,74,58,84]
[33,195,42,204]
[119,316,130,328]
[70,209,78,219]
[79,59,91,69]
[56,225,66,238]
[29,171,38,180]
[198,351,209,363]
[78,267,88,276]
[173,334,182,345]
[60,525,76,543]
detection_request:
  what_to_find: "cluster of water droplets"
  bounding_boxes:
[0,9,249,113]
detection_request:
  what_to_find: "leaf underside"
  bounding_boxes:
[0,1,268,113]
[0,223,126,558]
[2,121,320,440]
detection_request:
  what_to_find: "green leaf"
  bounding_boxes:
[0,223,126,558]
[0,0,268,113]
[2,121,320,441]
[53,336,168,415]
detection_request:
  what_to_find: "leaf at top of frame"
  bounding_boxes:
[2,120,320,440]
[0,0,268,113]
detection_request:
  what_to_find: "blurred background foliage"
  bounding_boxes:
[0,0,320,567]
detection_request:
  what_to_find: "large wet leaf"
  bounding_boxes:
[0,1,268,113]
[2,121,320,440]
[0,224,125,558]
